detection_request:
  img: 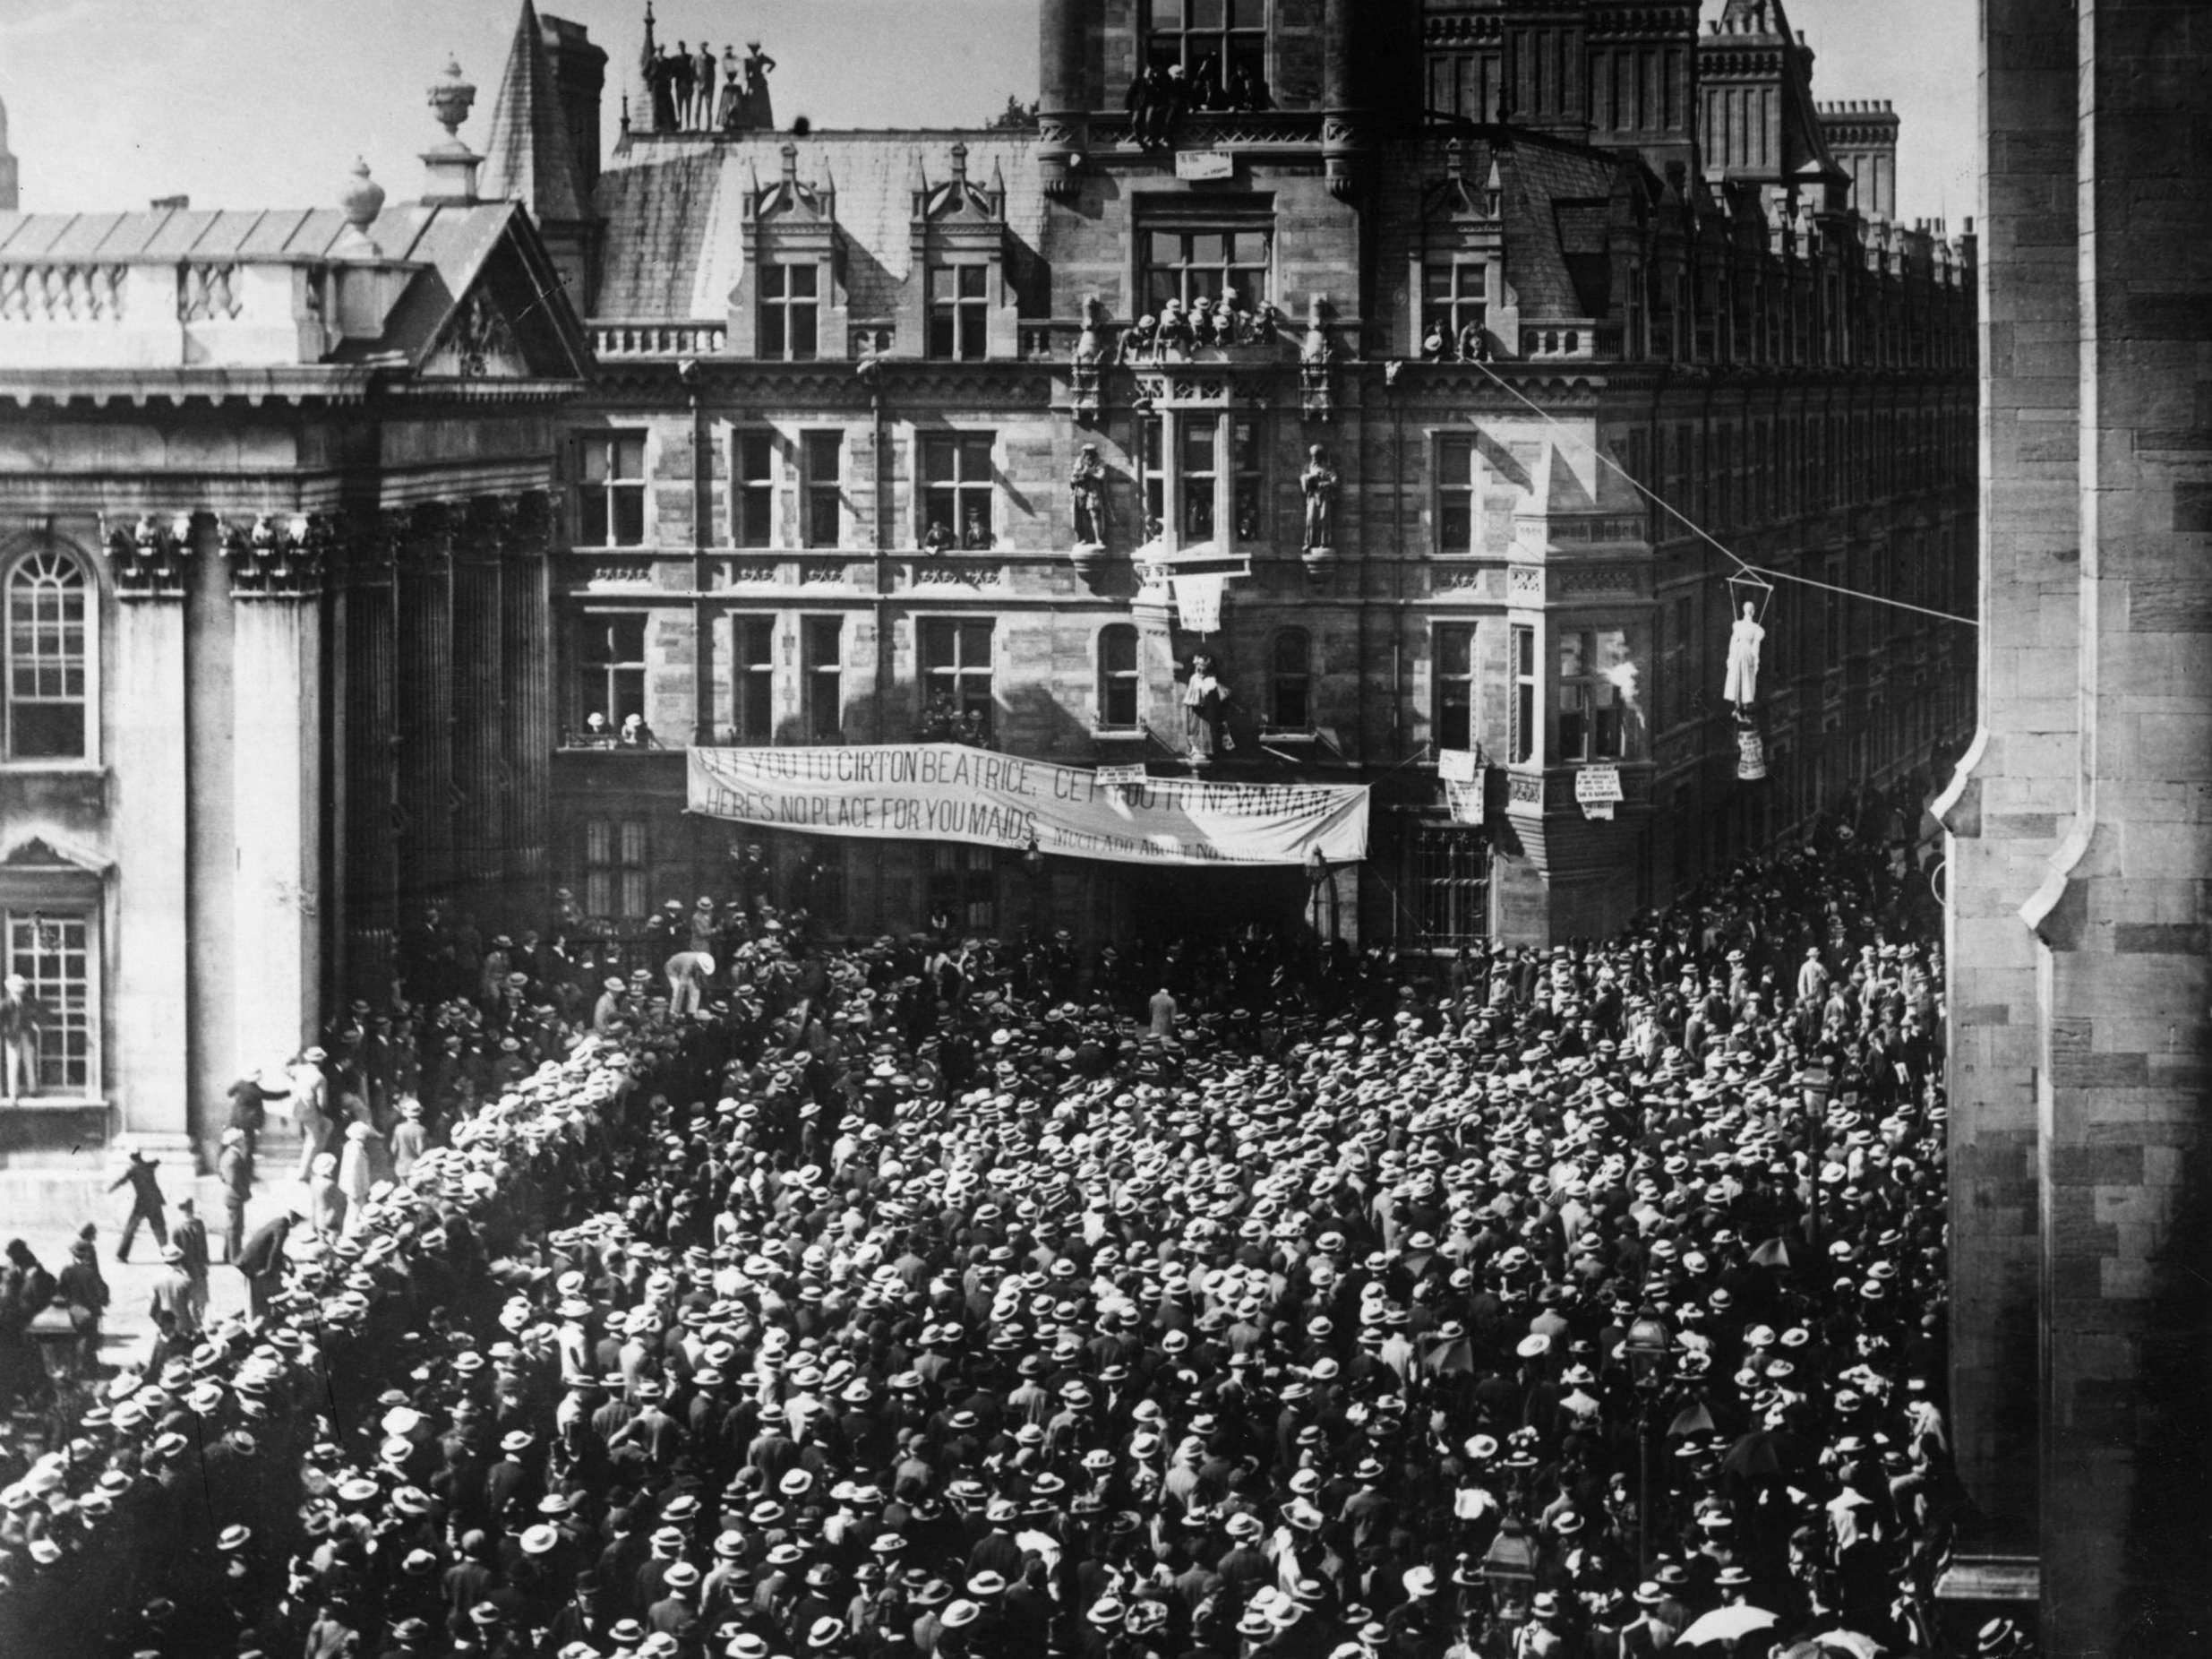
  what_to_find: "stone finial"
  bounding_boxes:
[339,159,386,250]
[429,56,477,141]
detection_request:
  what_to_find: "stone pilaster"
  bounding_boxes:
[450,498,509,907]
[499,492,553,905]
[99,511,194,1153]
[221,513,324,1093]
[2019,5,2212,1649]
[393,503,456,917]
[338,514,399,1003]
[1934,0,2079,1573]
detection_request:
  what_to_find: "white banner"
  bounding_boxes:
[689,745,1368,868]
[1170,572,1226,632]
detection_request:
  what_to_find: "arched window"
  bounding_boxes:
[4,548,90,761]
[1270,627,1312,729]
[1097,624,1139,729]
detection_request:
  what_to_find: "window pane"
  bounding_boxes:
[787,264,818,297]
[1148,231,1181,267]
[581,494,611,546]
[1149,0,1180,28]
[760,265,786,299]
[1180,423,1218,472]
[1559,632,1587,679]
[922,436,954,480]
[616,436,646,477]
[1233,231,1268,265]
[1103,626,1137,675]
[922,625,956,669]
[760,306,784,357]
[612,489,646,546]
[581,441,611,484]
[958,265,987,299]
[1231,0,1265,26]
[1438,498,1471,554]
[960,435,994,476]
[1438,627,1471,677]
[959,621,993,663]
[790,308,817,359]
[1191,0,1224,28]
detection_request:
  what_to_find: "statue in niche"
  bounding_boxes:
[1299,445,1339,552]
[1070,445,1110,547]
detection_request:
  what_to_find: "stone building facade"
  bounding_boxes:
[0,132,589,1173]
[524,0,1974,946]
[1939,0,2212,1649]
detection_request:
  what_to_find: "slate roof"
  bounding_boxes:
[593,133,1047,321]
[480,0,592,227]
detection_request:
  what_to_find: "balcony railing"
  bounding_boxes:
[589,319,728,357]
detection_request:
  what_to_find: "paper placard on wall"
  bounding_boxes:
[1445,778,1486,826]
[1175,151,1235,180]
[1437,748,1479,784]
[1093,764,1148,787]
[1573,765,1625,804]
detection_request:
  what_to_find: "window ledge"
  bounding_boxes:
[4,1097,107,1113]
[1090,726,1148,743]
[1257,727,1319,743]
[0,761,105,775]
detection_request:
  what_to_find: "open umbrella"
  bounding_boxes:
[1722,1427,1817,1478]
[1678,1604,1780,1647]
[1750,1236,1795,1269]
[1425,1332,1475,1375]
[1667,1399,1718,1438]
[1807,1631,1885,1659]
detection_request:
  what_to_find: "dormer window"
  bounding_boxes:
[927,263,990,361]
[734,143,847,359]
[759,263,820,360]
[903,144,1016,362]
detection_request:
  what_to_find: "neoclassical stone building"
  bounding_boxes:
[0,108,588,1171]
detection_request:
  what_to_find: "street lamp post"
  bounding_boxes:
[1625,1312,1671,1578]
[1019,831,1046,934]
[1800,1062,1833,1244]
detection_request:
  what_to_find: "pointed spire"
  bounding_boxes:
[480,0,590,225]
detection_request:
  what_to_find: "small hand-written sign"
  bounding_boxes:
[1175,151,1235,181]
[1437,748,1479,784]
[1576,764,1623,821]
[1094,764,1149,787]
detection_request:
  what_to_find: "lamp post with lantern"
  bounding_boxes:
[1624,1311,1673,1577]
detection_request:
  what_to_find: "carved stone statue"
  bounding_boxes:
[1070,444,1110,547]
[1300,444,1338,551]
[1072,297,1107,418]
[1299,296,1336,419]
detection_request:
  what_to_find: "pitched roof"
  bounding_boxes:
[480,0,590,226]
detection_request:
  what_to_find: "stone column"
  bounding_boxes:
[393,504,456,920]
[224,515,324,1094]
[339,514,399,1002]
[450,498,509,908]
[500,492,553,908]
[2019,4,2212,1650]
[1933,0,2079,1592]
[1319,0,1367,201]
[102,513,194,1154]
[1035,0,1087,201]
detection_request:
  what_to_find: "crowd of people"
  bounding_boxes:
[0,778,2031,1658]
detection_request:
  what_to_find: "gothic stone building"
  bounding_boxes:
[518,0,1974,947]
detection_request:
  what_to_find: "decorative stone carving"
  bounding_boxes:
[1299,296,1337,420]
[101,510,196,600]
[1071,296,1108,419]
[222,511,327,597]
